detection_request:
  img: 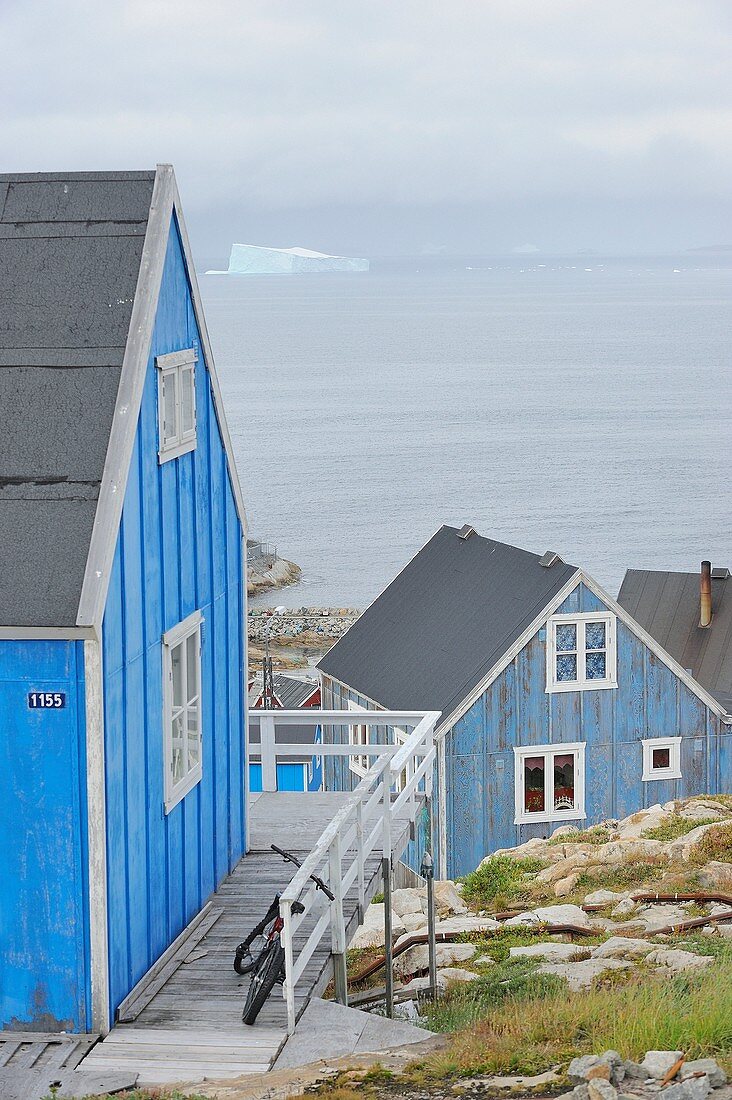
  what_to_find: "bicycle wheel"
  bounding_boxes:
[242,938,285,1025]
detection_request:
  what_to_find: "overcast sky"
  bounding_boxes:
[2,1,731,256]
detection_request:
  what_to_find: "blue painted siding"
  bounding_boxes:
[322,581,730,881]
[444,582,729,877]
[102,213,246,1022]
[0,640,90,1031]
[249,763,308,793]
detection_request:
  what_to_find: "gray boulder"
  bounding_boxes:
[623,1060,652,1080]
[569,1056,603,1083]
[591,937,654,960]
[662,1077,711,1100]
[588,1081,618,1100]
[640,1051,684,1079]
[679,1060,728,1088]
[538,958,631,991]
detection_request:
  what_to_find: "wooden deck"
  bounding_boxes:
[82,792,414,1085]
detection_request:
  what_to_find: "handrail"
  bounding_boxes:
[248,706,439,1035]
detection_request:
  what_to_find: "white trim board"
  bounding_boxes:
[77,164,248,631]
[84,637,110,1034]
[0,625,97,640]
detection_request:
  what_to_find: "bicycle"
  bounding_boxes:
[234,844,335,1025]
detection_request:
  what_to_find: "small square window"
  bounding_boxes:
[163,610,203,811]
[156,349,198,462]
[642,737,682,782]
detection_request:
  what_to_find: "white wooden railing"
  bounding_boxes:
[248,709,440,1034]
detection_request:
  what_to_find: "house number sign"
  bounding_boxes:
[28,691,67,709]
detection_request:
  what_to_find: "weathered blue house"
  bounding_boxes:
[0,167,248,1034]
[318,525,732,879]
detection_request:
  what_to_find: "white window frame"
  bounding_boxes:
[642,736,682,781]
[546,612,617,693]
[163,609,203,812]
[513,742,586,825]
[156,348,198,463]
[348,700,369,777]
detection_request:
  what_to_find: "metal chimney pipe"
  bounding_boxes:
[700,560,712,628]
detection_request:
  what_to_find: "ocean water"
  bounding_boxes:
[200,257,732,609]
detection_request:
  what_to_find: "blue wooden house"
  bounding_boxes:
[248,715,323,793]
[318,525,732,879]
[0,167,248,1035]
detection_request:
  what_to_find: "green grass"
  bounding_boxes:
[700,795,732,811]
[423,958,567,1033]
[547,826,612,846]
[691,823,732,864]
[416,955,732,1080]
[574,857,668,894]
[460,855,548,910]
[460,927,604,963]
[643,815,718,842]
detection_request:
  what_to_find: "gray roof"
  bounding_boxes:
[618,567,732,711]
[318,525,578,723]
[270,674,319,709]
[0,171,155,626]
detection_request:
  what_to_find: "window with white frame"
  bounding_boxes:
[163,610,203,811]
[642,737,682,781]
[546,612,616,692]
[514,743,586,824]
[348,700,369,777]
[156,349,197,462]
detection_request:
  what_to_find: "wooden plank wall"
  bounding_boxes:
[322,580,729,882]
[102,213,245,1024]
[445,581,728,877]
[0,639,91,1030]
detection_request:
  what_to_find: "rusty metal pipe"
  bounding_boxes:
[700,560,713,627]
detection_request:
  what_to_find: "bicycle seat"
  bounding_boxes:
[292,901,305,915]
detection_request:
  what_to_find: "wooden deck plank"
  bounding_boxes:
[80,791,417,1083]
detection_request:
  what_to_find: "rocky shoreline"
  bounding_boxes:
[248,606,360,648]
[246,555,301,596]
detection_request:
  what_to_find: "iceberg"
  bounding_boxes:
[206,244,369,276]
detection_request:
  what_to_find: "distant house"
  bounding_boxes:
[252,672,321,709]
[318,526,731,878]
[0,167,248,1033]
[248,713,323,793]
[249,674,322,792]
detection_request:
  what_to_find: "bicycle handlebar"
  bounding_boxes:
[271,844,336,902]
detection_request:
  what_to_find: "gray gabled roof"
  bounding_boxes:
[0,167,247,632]
[270,674,320,708]
[0,171,155,627]
[618,567,732,710]
[318,525,579,723]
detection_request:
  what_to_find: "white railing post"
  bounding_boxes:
[329,831,348,1005]
[261,713,277,792]
[356,796,365,923]
[280,898,297,1035]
